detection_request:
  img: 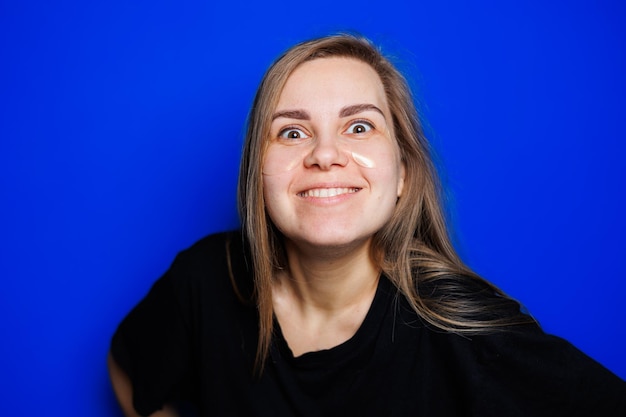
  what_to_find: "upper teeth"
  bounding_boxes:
[299,188,358,198]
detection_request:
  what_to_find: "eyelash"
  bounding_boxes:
[278,126,310,139]
[345,119,374,134]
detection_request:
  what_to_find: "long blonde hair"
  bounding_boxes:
[237,34,534,371]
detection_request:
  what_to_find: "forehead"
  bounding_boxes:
[276,57,388,112]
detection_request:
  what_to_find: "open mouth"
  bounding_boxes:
[298,187,360,198]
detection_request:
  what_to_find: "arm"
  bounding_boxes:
[108,352,180,417]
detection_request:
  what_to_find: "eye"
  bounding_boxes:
[278,127,309,140]
[345,120,373,135]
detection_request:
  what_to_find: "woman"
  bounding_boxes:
[109,34,626,416]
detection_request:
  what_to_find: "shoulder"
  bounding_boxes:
[175,230,246,268]
[109,230,256,415]
[388,279,626,415]
[415,272,533,327]
[437,324,626,416]
[163,230,254,301]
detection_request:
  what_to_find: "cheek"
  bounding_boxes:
[262,144,307,176]
[352,140,404,200]
[351,151,376,168]
[262,174,280,205]
[350,138,401,175]
[262,172,291,221]
[397,164,406,197]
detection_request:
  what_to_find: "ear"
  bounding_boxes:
[397,163,406,198]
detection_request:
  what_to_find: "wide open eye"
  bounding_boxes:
[278,127,310,140]
[345,120,373,135]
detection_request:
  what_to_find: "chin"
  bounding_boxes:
[286,228,374,253]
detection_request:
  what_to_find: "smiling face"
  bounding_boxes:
[262,57,405,252]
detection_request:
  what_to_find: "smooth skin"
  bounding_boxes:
[265,57,405,356]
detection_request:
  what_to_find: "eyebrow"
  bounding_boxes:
[271,109,310,121]
[339,104,386,119]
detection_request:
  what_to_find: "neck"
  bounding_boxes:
[271,238,382,356]
[277,237,380,313]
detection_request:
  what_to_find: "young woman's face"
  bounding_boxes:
[262,57,405,251]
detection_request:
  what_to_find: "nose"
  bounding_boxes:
[303,133,349,170]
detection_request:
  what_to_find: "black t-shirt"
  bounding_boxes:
[111,231,626,416]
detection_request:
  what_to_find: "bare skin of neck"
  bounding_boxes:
[272,237,380,357]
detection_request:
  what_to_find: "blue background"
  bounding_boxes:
[1,0,624,415]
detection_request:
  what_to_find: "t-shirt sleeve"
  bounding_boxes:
[457,324,626,416]
[110,253,197,416]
